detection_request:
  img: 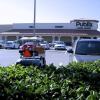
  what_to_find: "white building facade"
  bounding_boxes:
[0,19,100,45]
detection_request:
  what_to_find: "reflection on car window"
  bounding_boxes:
[75,41,100,55]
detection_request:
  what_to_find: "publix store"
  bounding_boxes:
[0,19,100,44]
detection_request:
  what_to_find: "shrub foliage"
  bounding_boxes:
[0,61,100,99]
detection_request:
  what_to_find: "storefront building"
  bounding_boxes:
[0,19,100,44]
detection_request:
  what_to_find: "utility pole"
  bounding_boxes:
[33,0,36,36]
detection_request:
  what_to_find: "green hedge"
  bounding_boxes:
[0,61,100,99]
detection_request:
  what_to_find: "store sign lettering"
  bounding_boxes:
[76,21,92,29]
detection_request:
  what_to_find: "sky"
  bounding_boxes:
[0,0,100,29]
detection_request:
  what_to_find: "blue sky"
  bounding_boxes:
[0,0,100,29]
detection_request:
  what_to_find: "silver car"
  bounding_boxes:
[54,43,66,50]
[5,41,19,49]
[67,39,100,62]
[40,41,50,50]
[0,40,5,49]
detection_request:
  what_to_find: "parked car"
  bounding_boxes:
[54,43,66,50]
[40,41,50,50]
[0,40,5,49]
[67,39,100,62]
[5,41,20,49]
[52,41,65,47]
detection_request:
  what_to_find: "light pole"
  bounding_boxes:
[33,0,36,36]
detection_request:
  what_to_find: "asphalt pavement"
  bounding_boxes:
[0,49,71,67]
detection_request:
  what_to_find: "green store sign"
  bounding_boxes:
[76,21,92,29]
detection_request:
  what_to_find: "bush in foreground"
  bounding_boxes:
[0,61,100,99]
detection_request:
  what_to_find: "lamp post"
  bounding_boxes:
[33,0,36,36]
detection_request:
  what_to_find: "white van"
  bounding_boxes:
[67,39,100,62]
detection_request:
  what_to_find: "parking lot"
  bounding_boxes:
[0,49,71,67]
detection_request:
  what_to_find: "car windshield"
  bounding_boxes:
[6,42,13,44]
[41,41,47,44]
[75,41,100,55]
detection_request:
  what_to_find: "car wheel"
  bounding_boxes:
[40,57,46,67]
[13,45,15,49]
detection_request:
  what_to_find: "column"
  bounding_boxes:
[77,36,80,40]
[5,36,7,42]
[39,36,42,38]
[16,36,19,40]
[0,36,2,40]
[71,36,74,44]
[58,36,61,41]
[52,36,55,42]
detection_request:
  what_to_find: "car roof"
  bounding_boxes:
[78,39,100,42]
[7,41,14,43]
[24,42,34,45]
[55,43,65,46]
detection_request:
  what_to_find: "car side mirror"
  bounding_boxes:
[67,49,73,53]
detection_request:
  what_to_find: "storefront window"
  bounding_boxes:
[55,36,59,41]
